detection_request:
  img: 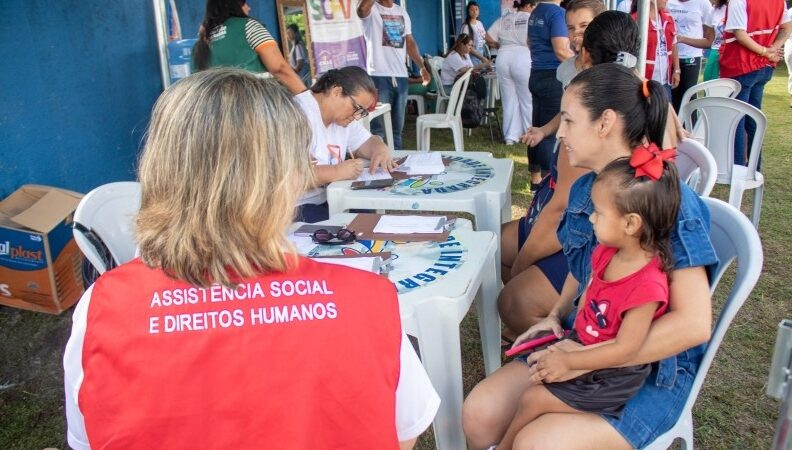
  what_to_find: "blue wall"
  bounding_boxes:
[0,0,441,199]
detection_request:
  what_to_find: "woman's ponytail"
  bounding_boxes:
[641,79,668,148]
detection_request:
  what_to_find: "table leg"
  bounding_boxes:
[326,189,346,216]
[412,302,467,450]
[384,111,394,151]
[474,193,504,283]
[475,237,501,375]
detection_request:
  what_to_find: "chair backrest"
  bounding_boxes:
[428,56,447,98]
[677,197,763,420]
[445,69,472,121]
[73,181,141,274]
[679,96,767,184]
[678,78,741,114]
[675,138,717,197]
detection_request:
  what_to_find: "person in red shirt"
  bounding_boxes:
[632,0,681,101]
[63,68,439,450]
[493,149,681,450]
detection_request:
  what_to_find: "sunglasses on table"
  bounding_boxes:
[312,228,356,245]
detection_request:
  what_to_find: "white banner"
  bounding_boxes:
[306,0,368,74]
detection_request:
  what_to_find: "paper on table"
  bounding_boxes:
[287,234,317,254]
[356,168,393,181]
[313,256,382,273]
[397,153,445,175]
[373,215,446,234]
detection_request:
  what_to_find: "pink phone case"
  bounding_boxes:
[504,331,570,357]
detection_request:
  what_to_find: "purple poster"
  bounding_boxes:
[307,0,368,75]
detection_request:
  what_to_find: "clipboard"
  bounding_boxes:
[347,213,452,242]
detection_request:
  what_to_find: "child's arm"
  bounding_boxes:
[535,302,660,382]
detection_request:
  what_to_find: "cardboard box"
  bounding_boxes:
[0,185,85,314]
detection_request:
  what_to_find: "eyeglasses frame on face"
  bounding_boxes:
[349,96,370,120]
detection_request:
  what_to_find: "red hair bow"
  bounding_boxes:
[629,143,676,181]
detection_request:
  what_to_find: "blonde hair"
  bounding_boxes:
[136,68,312,287]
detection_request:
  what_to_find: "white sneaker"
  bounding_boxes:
[504,139,516,145]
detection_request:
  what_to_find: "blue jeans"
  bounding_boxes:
[528,69,563,173]
[730,66,773,166]
[371,76,409,149]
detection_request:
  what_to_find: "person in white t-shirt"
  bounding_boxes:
[358,0,430,150]
[702,0,727,81]
[461,1,499,65]
[665,0,714,111]
[294,66,397,223]
[440,34,491,91]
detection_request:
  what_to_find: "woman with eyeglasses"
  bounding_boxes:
[294,66,397,223]
[64,68,439,449]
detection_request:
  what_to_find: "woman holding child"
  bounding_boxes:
[463,63,717,449]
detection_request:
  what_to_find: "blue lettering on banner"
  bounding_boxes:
[395,235,468,291]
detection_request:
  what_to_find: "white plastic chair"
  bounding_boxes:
[679,96,766,228]
[645,197,763,450]
[416,69,471,152]
[678,79,741,144]
[73,181,141,274]
[407,94,426,115]
[427,56,450,113]
[675,138,717,197]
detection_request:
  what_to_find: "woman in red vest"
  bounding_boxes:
[632,0,681,101]
[719,0,791,166]
[63,68,439,450]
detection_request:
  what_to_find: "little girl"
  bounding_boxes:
[496,151,681,450]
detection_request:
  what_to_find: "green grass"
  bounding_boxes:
[1,68,790,450]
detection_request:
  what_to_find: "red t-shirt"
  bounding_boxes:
[575,245,669,346]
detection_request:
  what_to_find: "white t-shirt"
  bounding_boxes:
[710,5,727,50]
[440,51,473,86]
[556,55,578,88]
[652,18,670,85]
[666,0,713,58]
[616,0,632,14]
[498,10,531,48]
[487,19,501,56]
[294,90,372,205]
[461,21,487,52]
[361,2,413,77]
[726,0,790,31]
[64,285,441,449]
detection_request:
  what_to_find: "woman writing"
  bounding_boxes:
[192,0,306,94]
[440,34,491,93]
[463,63,717,449]
[295,66,396,223]
[64,68,439,449]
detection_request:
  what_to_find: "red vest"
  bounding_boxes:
[78,258,402,449]
[719,1,785,78]
[633,10,677,82]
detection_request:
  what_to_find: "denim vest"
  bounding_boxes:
[558,172,719,387]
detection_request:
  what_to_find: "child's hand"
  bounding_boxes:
[534,351,571,383]
[511,315,564,348]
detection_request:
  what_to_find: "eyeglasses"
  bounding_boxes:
[312,228,356,245]
[349,96,370,119]
[589,299,608,329]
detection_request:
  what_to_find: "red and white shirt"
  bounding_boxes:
[720,0,789,78]
[64,257,439,449]
[575,246,669,346]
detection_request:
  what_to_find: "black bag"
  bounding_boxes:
[459,72,487,129]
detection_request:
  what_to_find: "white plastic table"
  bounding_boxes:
[327,151,513,281]
[299,213,501,450]
[362,102,394,151]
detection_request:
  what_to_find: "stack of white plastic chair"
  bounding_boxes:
[73,181,141,274]
[679,96,766,228]
[678,78,741,144]
[675,138,717,197]
[427,56,450,113]
[416,69,471,152]
[644,197,763,449]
